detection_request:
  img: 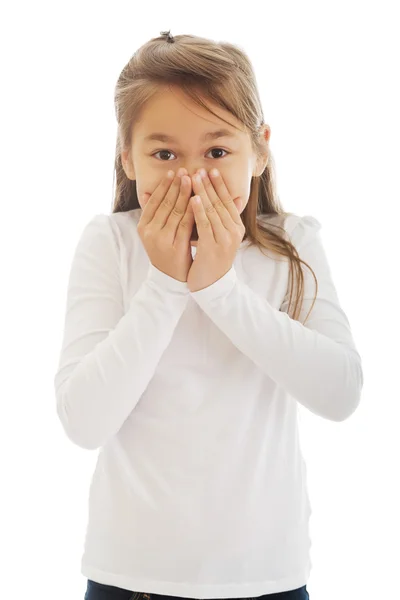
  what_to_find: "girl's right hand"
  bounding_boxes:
[137,169,195,283]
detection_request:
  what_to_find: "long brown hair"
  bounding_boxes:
[112,32,317,324]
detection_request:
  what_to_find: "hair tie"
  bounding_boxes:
[160,30,175,43]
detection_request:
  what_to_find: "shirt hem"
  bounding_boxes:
[81,562,311,598]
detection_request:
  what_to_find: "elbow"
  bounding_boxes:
[56,387,103,451]
[330,394,361,422]
[329,355,364,422]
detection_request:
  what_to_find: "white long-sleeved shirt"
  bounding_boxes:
[54,209,363,597]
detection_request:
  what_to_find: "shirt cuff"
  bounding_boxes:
[190,266,237,302]
[146,263,190,295]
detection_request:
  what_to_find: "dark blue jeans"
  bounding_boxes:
[84,580,309,600]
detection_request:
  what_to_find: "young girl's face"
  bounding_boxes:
[122,84,269,224]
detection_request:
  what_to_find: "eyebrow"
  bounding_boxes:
[143,128,238,143]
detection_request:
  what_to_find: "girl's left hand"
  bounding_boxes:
[187,169,245,293]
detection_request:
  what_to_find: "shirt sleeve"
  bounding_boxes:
[54,214,190,450]
[190,215,363,422]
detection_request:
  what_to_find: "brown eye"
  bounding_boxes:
[153,150,174,161]
[208,148,227,159]
[152,148,231,161]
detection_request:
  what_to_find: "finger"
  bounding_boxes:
[209,169,243,226]
[142,193,151,206]
[141,168,189,209]
[153,171,189,228]
[175,193,196,246]
[192,173,228,243]
[138,170,175,227]
[164,174,193,233]
[191,195,216,242]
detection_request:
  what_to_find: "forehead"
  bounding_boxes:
[143,128,239,144]
[136,86,248,142]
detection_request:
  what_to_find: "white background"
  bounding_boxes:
[1,2,398,599]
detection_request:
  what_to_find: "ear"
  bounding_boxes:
[121,149,136,180]
[252,124,271,177]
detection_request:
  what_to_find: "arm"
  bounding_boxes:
[54,214,190,450]
[190,215,363,422]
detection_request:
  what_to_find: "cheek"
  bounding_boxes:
[137,177,164,208]
[238,198,247,213]
[137,193,144,209]
[229,177,250,214]
[240,176,254,212]
[232,196,242,211]
[135,182,149,209]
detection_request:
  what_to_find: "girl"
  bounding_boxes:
[54,31,363,600]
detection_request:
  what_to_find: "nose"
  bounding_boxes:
[176,166,203,178]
